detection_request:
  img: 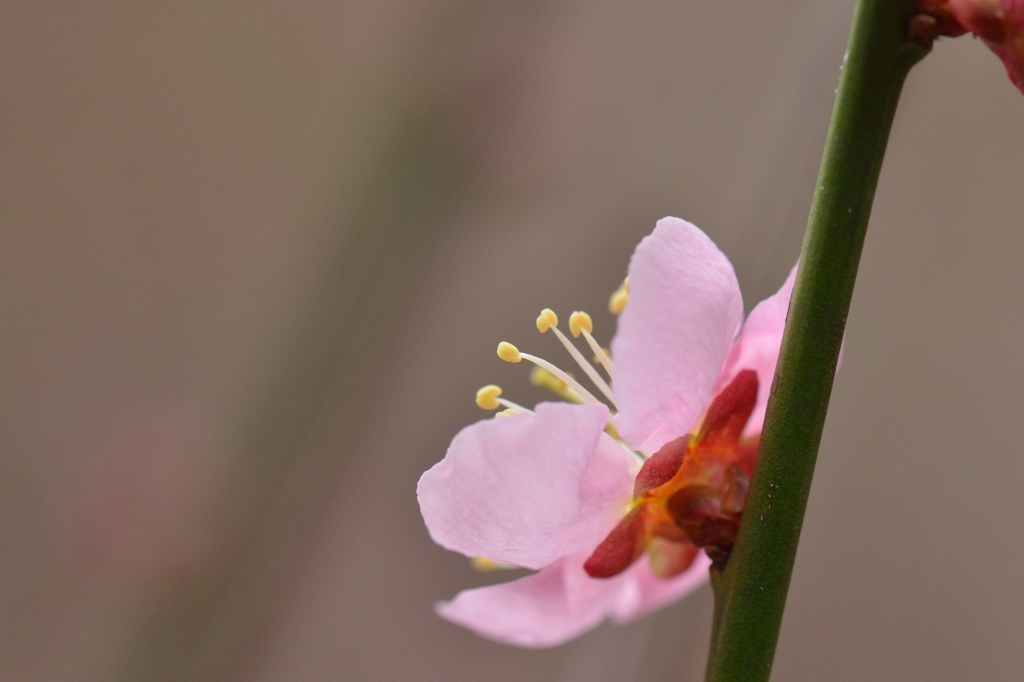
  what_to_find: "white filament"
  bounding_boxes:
[548,326,617,408]
[518,352,602,405]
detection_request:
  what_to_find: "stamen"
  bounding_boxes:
[475,384,530,415]
[520,352,602,404]
[609,277,629,315]
[471,557,516,571]
[495,408,520,417]
[568,311,592,337]
[499,340,602,404]
[570,311,614,378]
[583,330,614,377]
[497,342,522,363]
[617,439,646,463]
[531,367,620,440]
[475,385,503,410]
[537,309,617,407]
[530,366,584,403]
[536,308,558,333]
[497,398,529,413]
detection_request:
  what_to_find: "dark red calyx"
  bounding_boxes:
[583,507,645,578]
[705,545,732,570]
[915,0,969,37]
[720,464,750,516]
[697,370,758,448]
[633,435,690,496]
[666,466,751,569]
[908,0,969,49]
[666,482,740,551]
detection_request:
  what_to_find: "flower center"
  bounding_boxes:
[497,308,617,408]
[583,369,761,578]
[470,279,630,425]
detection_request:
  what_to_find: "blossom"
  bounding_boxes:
[417,217,796,647]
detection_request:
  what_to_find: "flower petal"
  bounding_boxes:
[609,551,711,624]
[418,402,638,570]
[437,550,709,647]
[612,217,743,454]
[436,552,626,648]
[716,263,796,435]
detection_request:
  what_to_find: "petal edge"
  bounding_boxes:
[612,217,743,454]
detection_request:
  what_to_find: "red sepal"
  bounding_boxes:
[697,369,758,447]
[583,507,645,578]
[633,435,690,496]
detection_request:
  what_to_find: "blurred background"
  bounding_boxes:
[2,0,1023,680]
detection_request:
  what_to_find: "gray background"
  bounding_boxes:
[2,0,1022,680]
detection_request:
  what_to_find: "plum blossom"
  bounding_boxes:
[417,217,796,647]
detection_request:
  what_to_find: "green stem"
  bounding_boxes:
[704,1,926,680]
[706,568,726,666]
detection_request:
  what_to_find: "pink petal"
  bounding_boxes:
[716,264,796,435]
[609,552,711,623]
[437,550,709,647]
[436,552,626,648]
[612,217,744,454]
[418,402,638,570]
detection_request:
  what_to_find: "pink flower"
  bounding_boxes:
[948,0,1024,93]
[417,217,796,647]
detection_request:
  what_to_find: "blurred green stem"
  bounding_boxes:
[704,1,926,680]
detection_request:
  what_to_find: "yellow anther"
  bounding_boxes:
[604,421,621,440]
[623,276,630,293]
[495,408,520,417]
[497,341,522,363]
[475,384,502,410]
[609,288,628,314]
[595,347,611,364]
[471,556,515,571]
[471,557,500,571]
[568,311,593,338]
[530,366,584,404]
[536,308,559,333]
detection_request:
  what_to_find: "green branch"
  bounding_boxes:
[704,1,927,680]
